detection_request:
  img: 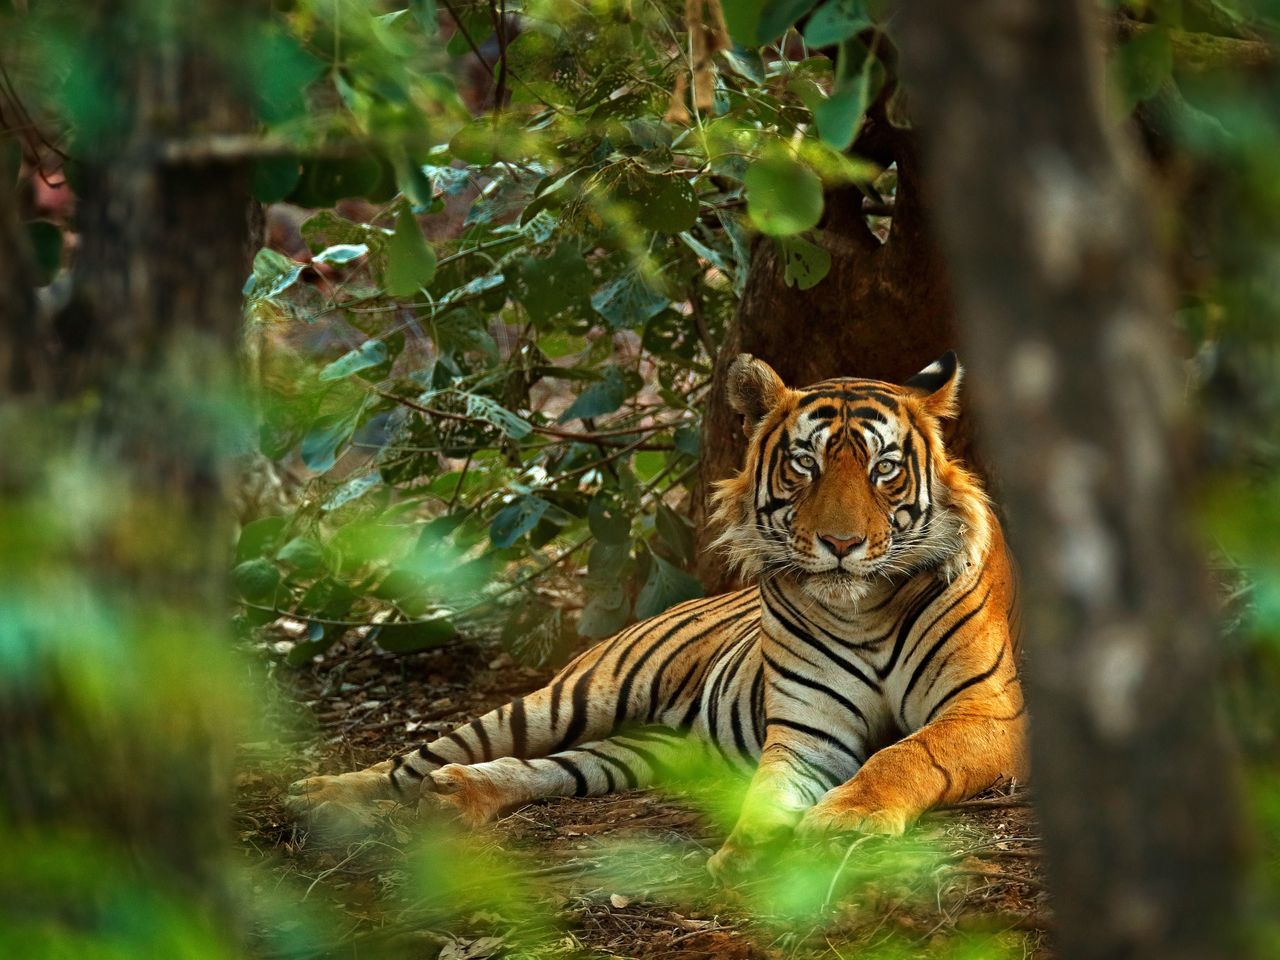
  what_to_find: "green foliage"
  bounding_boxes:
[221,0,895,654]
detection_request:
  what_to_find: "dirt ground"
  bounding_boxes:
[235,629,1051,960]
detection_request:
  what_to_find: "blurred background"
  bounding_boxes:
[0,1,1276,958]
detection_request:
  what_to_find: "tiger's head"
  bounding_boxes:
[710,352,991,607]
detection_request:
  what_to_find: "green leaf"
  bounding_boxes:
[286,625,337,665]
[635,551,703,620]
[778,235,832,290]
[722,0,765,47]
[814,80,865,150]
[233,558,280,604]
[640,176,699,234]
[674,424,701,457]
[252,156,301,203]
[24,220,62,285]
[288,154,386,206]
[383,203,436,298]
[490,496,552,548]
[745,150,824,236]
[319,340,388,381]
[514,243,592,324]
[313,243,369,265]
[591,272,670,329]
[236,516,287,563]
[300,413,357,473]
[301,210,388,256]
[277,536,326,575]
[465,394,533,439]
[559,367,641,422]
[374,616,456,653]
[587,539,633,582]
[244,247,303,301]
[578,584,631,639]
[409,0,438,32]
[1115,26,1172,108]
[325,472,382,511]
[803,0,870,47]
[757,0,819,44]
[655,502,696,566]
[608,169,699,234]
[588,491,632,545]
[446,8,492,55]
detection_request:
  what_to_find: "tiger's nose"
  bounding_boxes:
[818,532,865,558]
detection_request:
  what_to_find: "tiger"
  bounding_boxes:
[287,352,1027,877]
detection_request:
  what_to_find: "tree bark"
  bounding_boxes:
[1,0,258,922]
[897,2,1246,958]
[695,98,969,590]
[0,166,43,392]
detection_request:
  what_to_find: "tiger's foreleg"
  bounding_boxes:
[287,593,753,818]
[419,726,713,824]
[707,729,866,880]
[285,647,619,817]
[796,705,1027,838]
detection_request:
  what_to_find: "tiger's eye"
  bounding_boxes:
[793,454,816,470]
[876,460,898,476]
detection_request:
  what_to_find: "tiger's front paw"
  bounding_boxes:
[795,799,910,838]
[284,762,394,824]
[706,838,762,884]
[418,763,507,826]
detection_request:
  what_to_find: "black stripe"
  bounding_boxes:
[553,664,598,752]
[750,666,765,745]
[446,730,476,762]
[878,578,950,678]
[729,697,751,759]
[387,755,406,795]
[925,645,1007,723]
[547,756,590,796]
[900,590,991,724]
[549,677,564,731]
[468,717,492,760]
[619,593,754,725]
[584,747,639,789]
[511,696,528,760]
[765,716,866,765]
[417,745,450,766]
[762,650,867,724]
[613,738,668,779]
[763,592,879,691]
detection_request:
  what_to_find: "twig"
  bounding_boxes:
[377,388,692,445]
[946,794,1032,810]
[440,0,495,79]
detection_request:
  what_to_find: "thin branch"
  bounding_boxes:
[440,0,495,79]
[376,388,692,445]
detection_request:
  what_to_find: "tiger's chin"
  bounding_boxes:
[799,570,878,609]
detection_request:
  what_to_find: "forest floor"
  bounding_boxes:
[235,629,1051,960]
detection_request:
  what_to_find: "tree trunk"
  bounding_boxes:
[1,0,258,927]
[0,165,43,392]
[897,2,1246,958]
[695,99,969,590]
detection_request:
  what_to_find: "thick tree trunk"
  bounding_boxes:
[695,100,969,589]
[898,2,1246,958]
[1,0,257,921]
[0,167,43,392]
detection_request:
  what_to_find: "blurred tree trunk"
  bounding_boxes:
[897,2,1246,958]
[1,0,257,923]
[695,98,971,590]
[0,169,42,391]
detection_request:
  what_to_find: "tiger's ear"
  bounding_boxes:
[726,354,787,432]
[904,351,962,419]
